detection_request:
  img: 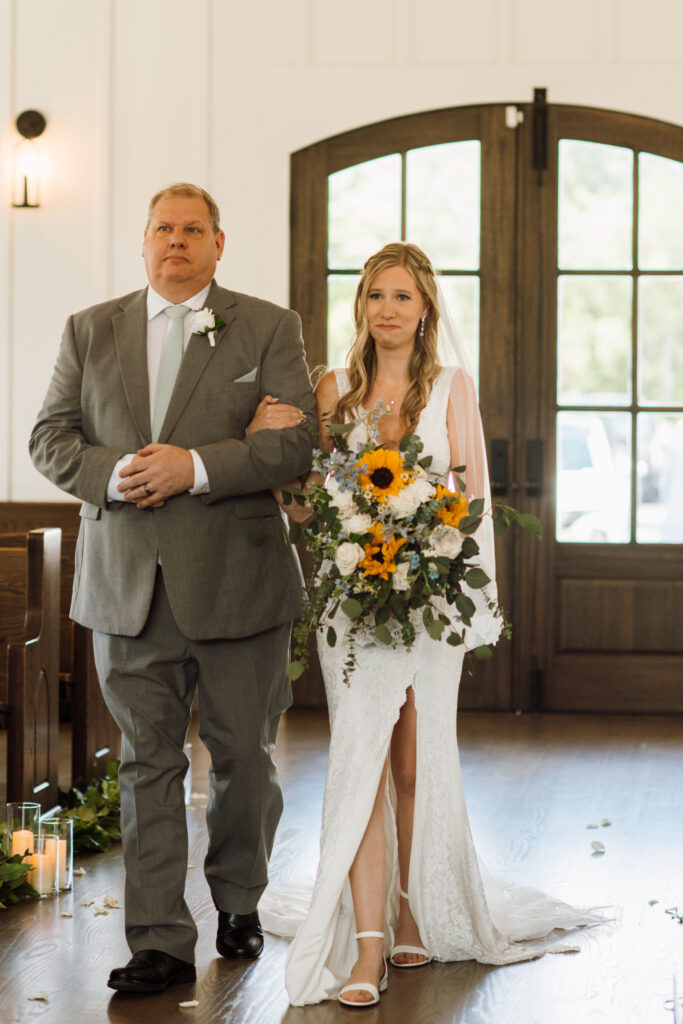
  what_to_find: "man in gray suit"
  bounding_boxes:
[30,183,315,993]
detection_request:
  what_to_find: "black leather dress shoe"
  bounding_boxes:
[107,949,196,993]
[216,910,264,960]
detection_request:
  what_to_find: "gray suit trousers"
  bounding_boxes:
[93,568,292,963]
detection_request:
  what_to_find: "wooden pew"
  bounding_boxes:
[0,503,120,784]
[0,529,61,807]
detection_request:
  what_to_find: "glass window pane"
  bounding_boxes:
[638,153,683,270]
[637,413,683,543]
[406,141,481,269]
[558,141,633,270]
[328,155,401,269]
[638,276,683,405]
[557,275,632,406]
[556,411,631,543]
[436,275,480,387]
[327,275,360,369]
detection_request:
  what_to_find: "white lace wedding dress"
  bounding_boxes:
[260,366,603,1006]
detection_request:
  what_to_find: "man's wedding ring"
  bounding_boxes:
[143,483,151,496]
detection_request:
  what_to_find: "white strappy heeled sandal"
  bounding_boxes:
[338,931,388,1008]
[390,891,433,968]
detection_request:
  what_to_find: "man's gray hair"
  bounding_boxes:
[147,183,221,233]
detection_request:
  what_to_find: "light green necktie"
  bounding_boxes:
[152,305,189,441]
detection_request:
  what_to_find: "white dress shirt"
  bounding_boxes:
[105,283,212,502]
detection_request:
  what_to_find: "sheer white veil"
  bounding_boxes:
[434,275,475,384]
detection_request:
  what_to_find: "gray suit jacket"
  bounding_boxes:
[30,280,315,639]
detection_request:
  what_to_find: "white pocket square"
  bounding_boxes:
[233,367,257,383]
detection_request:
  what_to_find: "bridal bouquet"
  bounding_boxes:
[284,407,539,683]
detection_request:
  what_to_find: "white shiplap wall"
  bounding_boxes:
[1,0,683,500]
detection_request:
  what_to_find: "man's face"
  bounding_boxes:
[142,195,225,300]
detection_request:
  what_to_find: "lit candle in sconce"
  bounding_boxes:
[11,829,34,857]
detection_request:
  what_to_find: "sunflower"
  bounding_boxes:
[359,523,407,580]
[435,484,468,528]
[356,448,407,502]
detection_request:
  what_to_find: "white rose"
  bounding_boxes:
[189,308,215,333]
[392,562,411,591]
[386,477,435,516]
[334,541,365,576]
[341,512,373,536]
[425,524,463,559]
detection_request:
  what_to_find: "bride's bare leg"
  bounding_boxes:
[390,686,428,965]
[343,760,388,1003]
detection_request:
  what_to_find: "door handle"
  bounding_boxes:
[490,439,509,497]
[525,439,543,498]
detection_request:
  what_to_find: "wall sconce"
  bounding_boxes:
[12,110,47,208]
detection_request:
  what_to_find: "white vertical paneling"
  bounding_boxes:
[10,0,112,500]
[616,0,683,62]
[311,0,395,65]
[0,0,12,501]
[409,0,499,65]
[109,0,210,297]
[512,0,602,64]
[211,0,299,303]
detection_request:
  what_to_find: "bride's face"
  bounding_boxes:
[366,265,427,353]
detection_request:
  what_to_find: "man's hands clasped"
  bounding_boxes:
[117,444,195,509]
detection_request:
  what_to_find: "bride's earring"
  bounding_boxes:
[419,316,426,339]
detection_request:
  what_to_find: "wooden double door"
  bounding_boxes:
[290,97,683,713]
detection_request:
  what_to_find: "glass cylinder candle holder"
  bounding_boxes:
[184,742,193,807]
[41,818,74,892]
[6,802,41,858]
[27,835,59,897]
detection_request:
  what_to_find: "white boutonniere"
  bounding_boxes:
[188,307,225,347]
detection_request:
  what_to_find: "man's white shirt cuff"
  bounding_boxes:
[106,453,135,503]
[189,449,210,494]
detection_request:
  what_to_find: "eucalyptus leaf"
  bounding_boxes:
[375,606,390,625]
[374,624,393,645]
[327,422,355,435]
[288,521,301,544]
[342,598,363,620]
[516,513,543,536]
[468,498,484,516]
[464,567,490,589]
[326,626,337,648]
[286,661,305,680]
[426,619,445,640]
[474,645,494,660]
[457,515,481,535]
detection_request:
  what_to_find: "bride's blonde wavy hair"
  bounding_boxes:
[335,242,442,437]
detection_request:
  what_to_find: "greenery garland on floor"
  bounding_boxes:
[58,760,121,854]
[0,761,121,909]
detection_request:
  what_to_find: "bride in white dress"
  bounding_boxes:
[250,242,602,1007]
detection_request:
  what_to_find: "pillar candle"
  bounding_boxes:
[28,851,56,895]
[44,837,67,889]
[11,829,34,856]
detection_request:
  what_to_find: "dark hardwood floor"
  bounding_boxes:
[1,710,682,1024]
